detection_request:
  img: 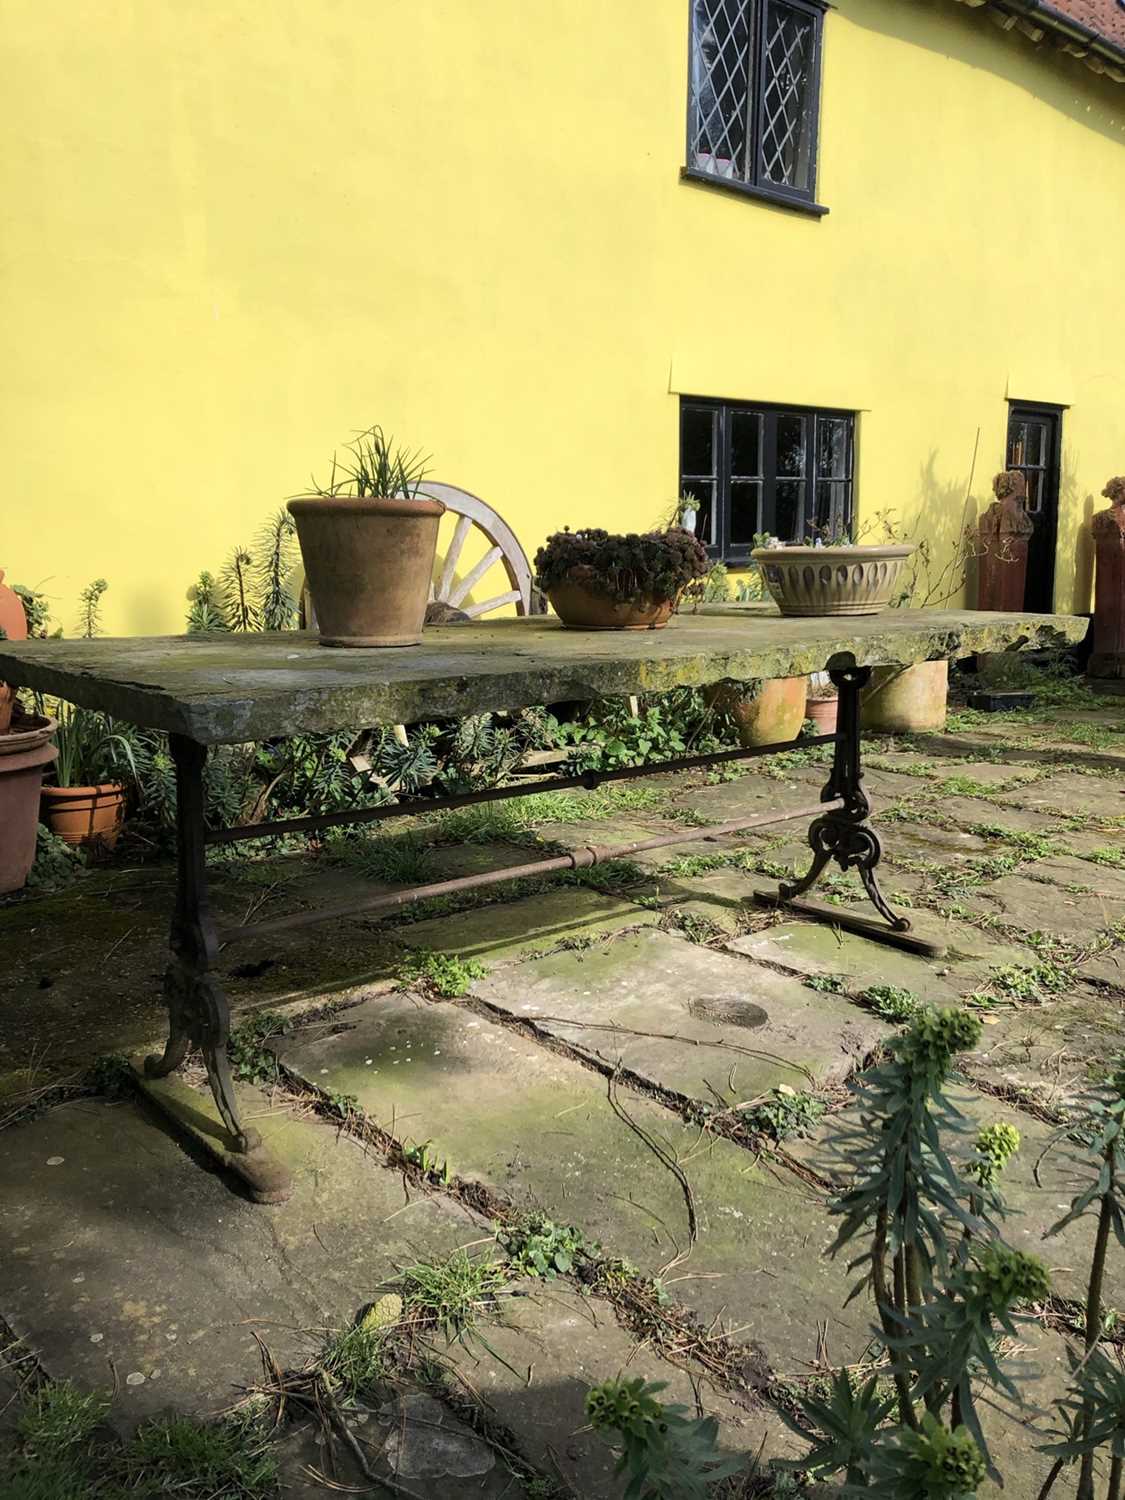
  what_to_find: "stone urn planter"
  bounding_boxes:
[860,660,949,734]
[0,714,57,893]
[706,676,808,747]
[534,528,709,632]
[751,545,914,617]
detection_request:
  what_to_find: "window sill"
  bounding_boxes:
[680,166,829,219]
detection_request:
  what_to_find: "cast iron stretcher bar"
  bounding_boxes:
[0,610,1085,1204]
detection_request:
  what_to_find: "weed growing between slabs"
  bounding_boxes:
[397,949,487,998]
[781,1007,1125,1498]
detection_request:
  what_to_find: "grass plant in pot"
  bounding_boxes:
[288,426,444,648]
[534,527,709,630]
[41,702,138,850]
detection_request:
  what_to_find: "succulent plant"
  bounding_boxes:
[533,527,709,605]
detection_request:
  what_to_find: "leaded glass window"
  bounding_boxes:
[688,0,824,206]
[679,398,855,559]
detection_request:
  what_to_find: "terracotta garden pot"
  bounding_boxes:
[546,575,676,631]
[860,660,949,733]
[805,694,839,735]
[706,676,808,747]
[751,545,915,617]
[287,494,446,647]
[0,716,57,894]
[0,568,29,735]
[41,782,127,849]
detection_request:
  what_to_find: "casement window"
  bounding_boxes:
[679,397,855,559]
[686,0,826,213]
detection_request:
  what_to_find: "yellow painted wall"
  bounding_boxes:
[2,0,1123,635]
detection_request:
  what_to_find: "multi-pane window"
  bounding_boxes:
[679,398,854,559]
[687,0,825,207]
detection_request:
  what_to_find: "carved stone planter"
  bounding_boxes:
[977,474,1033,612]
[1090,498,1125,680]
[751,545,914,617]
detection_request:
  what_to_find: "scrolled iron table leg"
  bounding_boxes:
[137,734,287,1200]
[759,664,938,953]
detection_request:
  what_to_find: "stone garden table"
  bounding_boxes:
[0,609,1083,1201]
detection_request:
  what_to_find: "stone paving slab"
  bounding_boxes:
[648,868,759,934]
[472,928,888,1101]
[1031,854,1125,900]
[963,874,1125,941]
[997,772,1121,817]
[0,1095,476,1427]
[730,919,1032,1004]
[440,1283,800,1496]
[275,992,869,1371]
[885,795,1063,838]
[961,985,1125,1112]
[670,768,829,825]
[392,885,658,964]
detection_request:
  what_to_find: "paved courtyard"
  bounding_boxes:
[4,694,1125,1495]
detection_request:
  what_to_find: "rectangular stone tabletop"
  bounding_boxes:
[0,609,1084,743]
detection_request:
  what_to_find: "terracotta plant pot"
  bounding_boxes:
[287,494,446,647]
[706,676,808,747]
[547,576,676,631]
[860,660,949,733]
[751,545,915,617]
[41,782,127,849]
[0,568,29,736]
[805,694,839,735]
[0,716,57,894]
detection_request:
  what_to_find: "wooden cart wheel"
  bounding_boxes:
[423,484,546,623]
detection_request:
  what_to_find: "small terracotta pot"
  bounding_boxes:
[41,782,127,849]
[0,716,57,894]
[0,568,29,737]
[706,676,808,747]
[805,694,839,735]
[0,683,13,737]
[860,660,949,733]
[547,576,676,630]
[288,494,446,648]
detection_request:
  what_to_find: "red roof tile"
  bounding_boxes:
[1043,0,1125,50]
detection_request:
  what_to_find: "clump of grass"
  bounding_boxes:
[400,1249,509,1342]
[431,783,667,846]
[17,1382,108,1455]
[403,1138,450,1183]
[398,949,486,998]
[860,984,919,1023]
[1086,846,1125,869]
[120,1412,277,1497]
[342,830,434,884]
[322,1317,397,1397]
[665,908,724,944]
[741,1086,827,1141]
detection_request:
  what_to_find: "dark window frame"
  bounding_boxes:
[679,396,856,561]
[683,0,828,217]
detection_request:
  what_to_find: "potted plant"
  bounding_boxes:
[751,541,915,617]
[534,527,709,629]
[288,426,445,648]
[40,701,139,849]
[805,673,838,734]
[0,568,29,735]
[0,699,57,893]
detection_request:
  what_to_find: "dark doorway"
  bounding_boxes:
[1006,403,1062,612]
